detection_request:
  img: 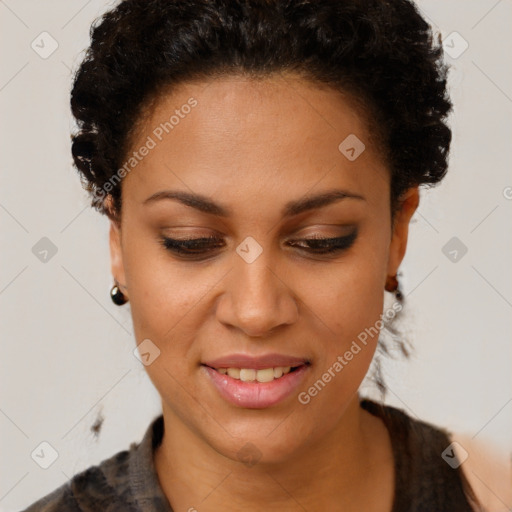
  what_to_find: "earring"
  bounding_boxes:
[385,274,403,301]
[110,280,128,306]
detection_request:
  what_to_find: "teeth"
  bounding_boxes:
[255,368,274,383]
[217,366,295,382]
[240,368,256,382]
[227,368,240,379]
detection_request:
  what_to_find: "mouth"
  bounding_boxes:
[201,362,311,409]
[202,364,306,382]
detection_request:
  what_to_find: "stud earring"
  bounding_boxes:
[110,280,128,306]
[385,274,403,301]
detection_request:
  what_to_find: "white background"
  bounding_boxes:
[1,1,511,510]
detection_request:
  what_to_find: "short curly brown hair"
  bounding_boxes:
[70,0,452,222]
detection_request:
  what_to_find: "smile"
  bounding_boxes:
[213,366,296,382]
[201,363,310,408]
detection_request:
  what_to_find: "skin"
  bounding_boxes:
[108,73,419,511]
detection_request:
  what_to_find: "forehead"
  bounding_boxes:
[122,74,389,205]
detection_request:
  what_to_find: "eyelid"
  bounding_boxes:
[286,230,357,249]
[159,229,358,260]
[162,223,356,238]
[290,225,356,238]
[159,225,358,244]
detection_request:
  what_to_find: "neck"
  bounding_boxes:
[154,394,394,511]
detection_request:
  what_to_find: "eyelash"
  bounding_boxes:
[159,231,357,259]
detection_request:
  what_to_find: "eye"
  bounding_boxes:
[286,231,358,254]
[159,235,225,258]
[159,230,357,259]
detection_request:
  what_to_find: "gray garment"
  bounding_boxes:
[359,399,480,512]
[20,398,480,512]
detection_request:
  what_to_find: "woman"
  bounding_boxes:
[21,0,511,511]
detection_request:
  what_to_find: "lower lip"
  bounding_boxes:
[202,365,310,409]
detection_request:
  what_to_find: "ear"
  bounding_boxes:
[386,186,420,277]
[105,196,127,296]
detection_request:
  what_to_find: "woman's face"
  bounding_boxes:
[109,73,418,464]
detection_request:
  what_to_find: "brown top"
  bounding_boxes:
[359,399,481,512]
[20,398,481,512]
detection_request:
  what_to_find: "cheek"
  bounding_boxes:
[302,234,389,341]
[121,227,208,347]
[335,260,387,341]
[123,242,210,401]
[296,246,388,414]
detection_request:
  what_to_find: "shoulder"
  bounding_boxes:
[361,398,506,509]
[19,480,79,512]
[450,432,512,512]
[19,446,134,512]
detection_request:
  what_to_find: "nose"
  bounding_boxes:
[215,248,298,338]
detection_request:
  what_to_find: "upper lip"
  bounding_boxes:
[202,353,311,370]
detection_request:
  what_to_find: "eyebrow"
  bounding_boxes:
[143,188,366,217]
